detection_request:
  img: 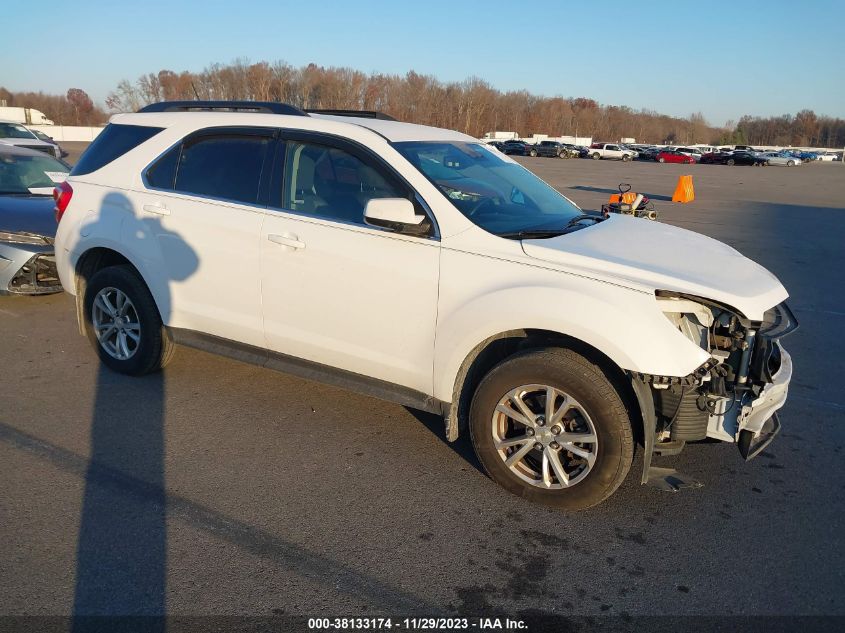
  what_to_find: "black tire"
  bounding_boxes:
[83,265,175,376]
[591,153,601,160]
[726,158,735,166]
[469,348,634,510]
[558,152,567,159]
[529,149,538,157]
[622,154,630,162]
[658,157,665,163]
[787,160,795,167]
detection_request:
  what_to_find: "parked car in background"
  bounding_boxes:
[30,129,69,158]
[53,100,796,510]
[758,152,800,167]
[635,147,661,161]
[794,150,819,162]
[528,141,577,158]
[500,140,531,156]
[0,121,63,159]
[675,147,703,162]
[656,150,695,164]
[700,151,733,164]
[724,151,766,166]
[584,143,636,161]
[817,152,839,162]
[0,145,68,294]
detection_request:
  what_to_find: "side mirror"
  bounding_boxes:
[364,198,428,234]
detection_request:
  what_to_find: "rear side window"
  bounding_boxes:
[70,124,163,176]
[146,144,180,189]
[174,135,271,205]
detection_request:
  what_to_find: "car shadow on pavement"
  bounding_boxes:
[568,185,673,201]
[71,191,198,632]
[72,369,167,631]
[403,407,485,475]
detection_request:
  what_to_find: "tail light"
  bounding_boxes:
[53,181,73,223]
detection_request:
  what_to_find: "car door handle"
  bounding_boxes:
[142,203,170,216]
[268,234,306,250]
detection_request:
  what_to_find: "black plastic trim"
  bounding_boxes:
[307,109,396,121]
[138,101,307,116]
[168,328,445,415]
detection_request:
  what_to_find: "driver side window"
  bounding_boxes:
[280,141,403,225]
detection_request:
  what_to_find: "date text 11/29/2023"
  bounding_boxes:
[308,617,528,630]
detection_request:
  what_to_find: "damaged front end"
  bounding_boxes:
[632,292,797,489]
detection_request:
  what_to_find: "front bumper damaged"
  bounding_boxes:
[633,342,793,490]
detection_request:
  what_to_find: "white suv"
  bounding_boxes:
[54,101,796,509]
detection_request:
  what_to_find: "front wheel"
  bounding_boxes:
[726,158,736,166]
[622,154,630,162]
[83,265,175,375]
[658,157,666,163]
[787,160,795,166]
[469,348,634,510]
[529,149,538,157]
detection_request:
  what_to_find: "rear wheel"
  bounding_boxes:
[787,160,795,166]
[591,153,601,160]
[658,157,666,163]
[469,348,634,510]
[83,265,175,375]
[726,158,736,166]
[622,154,630,162]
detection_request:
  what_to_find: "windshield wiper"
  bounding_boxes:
[497,229,568,239]
[498,214,604,240]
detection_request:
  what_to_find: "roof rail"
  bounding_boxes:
[137,101,308,116]
[306,109,396,121]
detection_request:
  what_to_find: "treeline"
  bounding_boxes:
[0,87,108,125]
[105,59,724,144]
[721,110,845,148]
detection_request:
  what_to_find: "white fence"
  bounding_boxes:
[30,125,104,142]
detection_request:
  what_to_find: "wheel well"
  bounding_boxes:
[447,329,643,446]
[72,248,141,334]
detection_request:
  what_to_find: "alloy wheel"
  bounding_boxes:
[491,384,598,489]
[92,286,141,360]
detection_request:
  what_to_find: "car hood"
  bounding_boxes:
[0,194,57,238]
[521,214,787,320]
[0,138,53,148]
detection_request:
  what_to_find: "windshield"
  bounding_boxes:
[394,141,582,236]
[0,152,69,194]
[0,123,38,140]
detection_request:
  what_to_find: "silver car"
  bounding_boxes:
[759,152,801,167]
[0,120,62,159]
[0,145,68,295]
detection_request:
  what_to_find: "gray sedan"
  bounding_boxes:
[0,145,69,295]
[759,151,801,167]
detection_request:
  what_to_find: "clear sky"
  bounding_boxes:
[2,0,843,126]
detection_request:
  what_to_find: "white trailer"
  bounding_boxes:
[0,107,55,125]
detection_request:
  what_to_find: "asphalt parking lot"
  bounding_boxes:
[2,151,844,626]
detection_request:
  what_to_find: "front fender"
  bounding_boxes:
[433,269,709,403]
